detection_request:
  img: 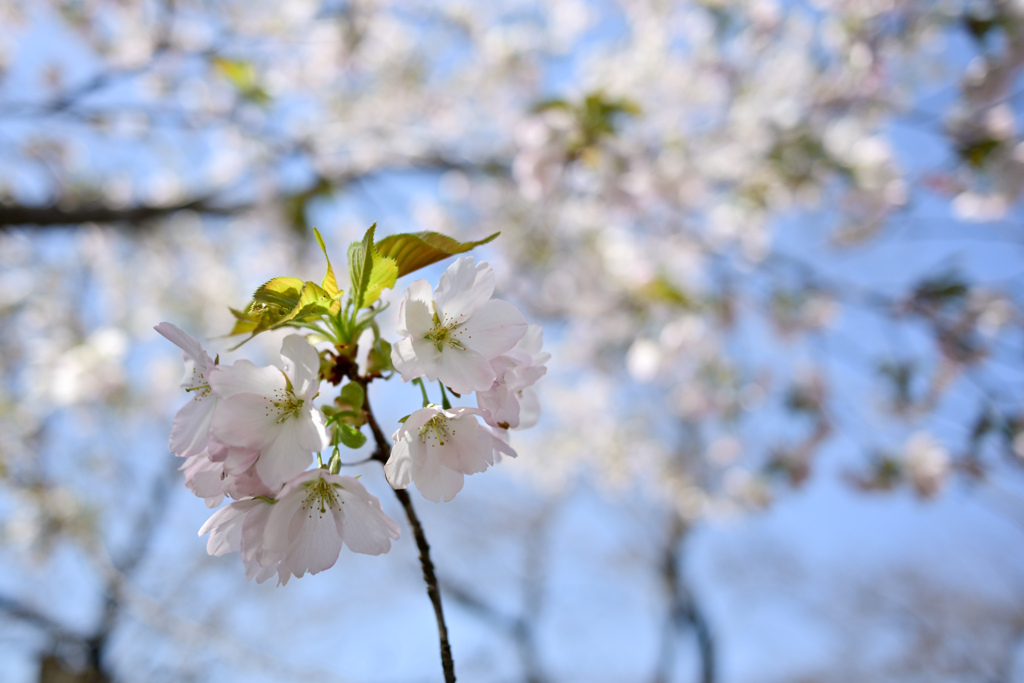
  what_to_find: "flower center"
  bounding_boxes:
[419,414,453,447]
[423,311,469,352]
[302,477,340,516]
[269,388,305,424]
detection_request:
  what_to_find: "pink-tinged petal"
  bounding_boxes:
[459,299,527,358]
[478,383,519,429]
[264,491,301,553]
[281,512,344,580]
[516,388,542,430]
[437,347,496,394]
[295,407,330,453]
[384,437,414,489]
[154,322,205,366]
[412,444,465,502]
[280,335,321,399]
[491,428,518,460]
[517,324,547,358]
[255,420,315,490]
[169,393,216,457]
[209,361,284,399]
[396,280,435,337]
[434,257,495,319]
[241,500,278,565]
[211,394,281,450]
[334,478,400,555]
[391,336,440,382]
[181,453,227,506]
[199,499,260,556]
[446,417,494,474]
[225,463,274,499]
[400,406,441,434]
[218,446,259,475]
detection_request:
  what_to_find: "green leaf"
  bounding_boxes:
[227,279,332,348]
[375,230,500,278]
[313,227,343,314]
[337,423,367,449]
[339,382,365,413]
[347,223,398,309]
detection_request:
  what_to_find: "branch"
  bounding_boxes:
[654,513,715,683]
[0,155,509,230]
[361,378,457,683]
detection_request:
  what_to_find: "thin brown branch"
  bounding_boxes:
[361,378,457,683]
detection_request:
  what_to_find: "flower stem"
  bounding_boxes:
[361,378,456,683]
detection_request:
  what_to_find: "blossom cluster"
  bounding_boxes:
[158,247,546,583]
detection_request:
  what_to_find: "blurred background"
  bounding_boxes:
[2,0,1024,681]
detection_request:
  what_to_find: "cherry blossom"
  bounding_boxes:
[391,257,527,395]
[154,322,219,458]
[264,470,401,584]
[209,335,329,491]
[386,405,517,502]
[477,324,550,430]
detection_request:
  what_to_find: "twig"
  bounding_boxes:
[361,379,457,683]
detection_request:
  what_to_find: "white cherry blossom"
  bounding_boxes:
[209,335,329,491]
[477,324,550,430]
[264,470,401,584]
[386,405,517,502]
[154,322,219,458]
[391,257,528,395]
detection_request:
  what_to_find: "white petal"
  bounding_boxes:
[280,335,321,399]
[384,437,414,489]
[211,393,281,450]
[447,416,494,475]
[334,477,400,555]
[434,257,495,318]
[516,388,541,430]
[169,393,216,457]
[154,322,205,365]
[199,499,260,556]
[255,420,315,491]
[209,360,284,399]
[296,407,330,453]
[391,336,441,382]
[458,299,527,358]
[437,347,497,394]
[284,515,343,579]
[412,443,465,502]
[396,280,435,337]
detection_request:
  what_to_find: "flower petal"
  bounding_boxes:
[168,392,216,457]
[437,347,497,394]
[154,322,205,366]
[458,299,527,358]
[384,437,414,490]
[396,279,435,338]
[334,478,400,555]
[434,257,494,319]
[211,393,281,450]
[280,335,321,399]
[255,419,315,490]
[209,361,284,399]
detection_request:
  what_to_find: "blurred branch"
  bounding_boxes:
[0,154,507,230]
[653,513,715,683]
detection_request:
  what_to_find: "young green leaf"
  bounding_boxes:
[227,279,333,349]
[337,423,368,449]
[339,381,365,413]
[313,227,343,314]
[347,223,398,309]
[375,230,500,278]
